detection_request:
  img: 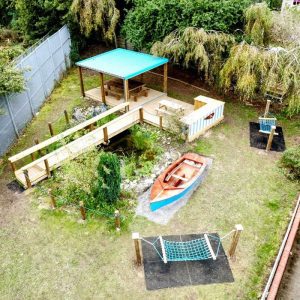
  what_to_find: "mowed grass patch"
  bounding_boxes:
[0,70,299,299]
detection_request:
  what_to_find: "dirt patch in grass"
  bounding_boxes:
[0,65,299,299]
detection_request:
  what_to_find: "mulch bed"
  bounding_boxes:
[141,233,234,290]
[249,122,286,152]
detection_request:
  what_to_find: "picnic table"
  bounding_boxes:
[105,78,148,101]
[156,99,185,115]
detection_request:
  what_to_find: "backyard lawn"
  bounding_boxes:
[0,68,299,299]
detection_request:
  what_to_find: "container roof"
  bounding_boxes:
[76,48,168,80]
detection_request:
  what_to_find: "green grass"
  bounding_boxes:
[0,69,299,299]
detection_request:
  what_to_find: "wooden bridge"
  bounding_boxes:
[8,103,149,188]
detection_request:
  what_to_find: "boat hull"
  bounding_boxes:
[150,153,207,211]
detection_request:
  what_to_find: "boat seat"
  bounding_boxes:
[171,174,188,182]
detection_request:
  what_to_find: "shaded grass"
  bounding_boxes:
[0,70,299,299]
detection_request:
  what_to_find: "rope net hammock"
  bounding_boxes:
[142,233,230,264]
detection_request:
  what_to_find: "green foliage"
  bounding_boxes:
[122,0,252,50]
[70,0,120,41]
[94,152,121,205]
[245,2,273,46]
[0,45,25,95]
[130,124,158,151]
[0,0,15,27]
[280,145,300,180]
[151,27,235,83]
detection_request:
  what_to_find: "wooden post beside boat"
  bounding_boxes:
[266,126,276,152]
[114,210,121,231]
[79,201,86,220]
[229,224,244,259]
[132,232,142,266]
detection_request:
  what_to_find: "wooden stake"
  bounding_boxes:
[163,63,168,94]
[48,122,54,137]
[49,189,56,209]
[266,126,276,152]
[100,73,106,104]
[64,110,70,125]
[34,138,42,157]
[264,100,271,118]
[114,210,121,231]
[229,224,244,259]
[139,108,144,123]
[79,201,86,220]
[103,127,108,143]
[23,169,32,189]
[159,115,163,129]
[132,232,142,266]
[44,159,51,178]
[78,67,85,97]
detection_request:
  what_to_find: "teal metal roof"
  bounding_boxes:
[76,48,168,80]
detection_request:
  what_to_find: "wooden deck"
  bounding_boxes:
[85,87,194,117]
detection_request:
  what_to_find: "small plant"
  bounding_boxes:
[94,152,121,205]
[280,145,300,180]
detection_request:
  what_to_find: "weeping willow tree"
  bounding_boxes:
[71,0,120,42]
[245,2,273,46]
[151,27,235,83]
[220,42,300,116]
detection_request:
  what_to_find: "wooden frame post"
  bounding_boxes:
[114,210,121,231]
[100,72,106,104]
[10,161,16,172]
[132,232,142,266]
[139,108,144,123]
[48,122,54,137]
[163,63,168,94]
[34,138,42,157]
[23,169,32,189]
[266,126,276,152]
[44,159,51,178]
[79,201,86,220]
[64,110,70,125]
[49,189,56,209]
[124,79,129,112]
[78,67,85,97]
[264,100,271,118]
[229,224,244,259]
[159,115,163,129]
[103,127,108,143]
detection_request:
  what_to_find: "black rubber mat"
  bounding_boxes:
[142,233,234,290]
[249,122,285,152]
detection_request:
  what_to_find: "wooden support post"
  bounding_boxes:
[100,73,106,104]
[79,201,86,220]
[34,138,42,157]
[78,67,85,97]
[140,73,144,83]
[114,210,121,231]
[10,161,16,172]
[132,232,142,266]
[48,122,54,137]
[124,79,129,112]
[229,224,244,259]
[139,108,144,123]
[23,169,32,189]
[89,124,94,131]
[163,63,168,94]
[30,153,35,161]
[49,189,56,209]
[64,110,70,125]
[159,115,163,129]
[44,159,51,178]
[266,126,276,152]
[264,100,271,118]
[103,127,108,143]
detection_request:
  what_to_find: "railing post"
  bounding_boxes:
[114,210,121,231]
[48,122,54,137]
[23,169,32,189]
[64,110,70,125]
[49,189,56,209]
[159,115,163,129]
[10,161,16,172]
[139,108,144,123]
[34,138,42,157]
[103,127,108,143]
[229,224,244,259]
[44,159,51,178]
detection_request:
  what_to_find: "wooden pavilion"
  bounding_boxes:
[76,48,169,107]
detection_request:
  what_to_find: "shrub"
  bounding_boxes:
[94,152,121,205]
[130,124,158,151]
[280,145,300,180]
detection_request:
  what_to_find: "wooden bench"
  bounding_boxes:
[130,87,149,101]
[155,108,173,116]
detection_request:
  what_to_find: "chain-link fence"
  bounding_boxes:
[0,25,71,156]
